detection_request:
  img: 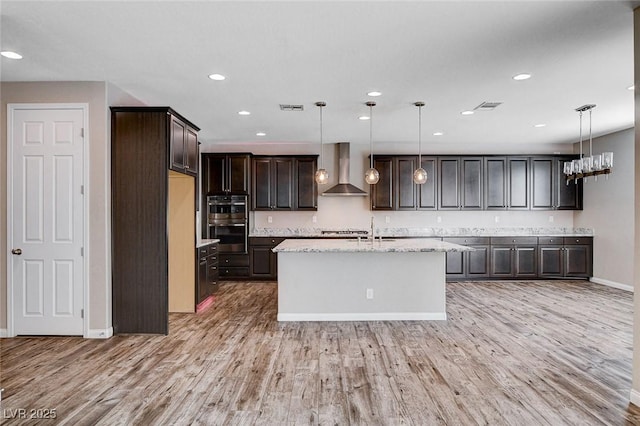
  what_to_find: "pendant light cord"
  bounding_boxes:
[418,104,422,164]
[579,111,583,161]
[319,104,323,169]
[369,103,374,169]
[589,108,593,157]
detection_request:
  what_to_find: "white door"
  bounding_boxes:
[9,106,85,335]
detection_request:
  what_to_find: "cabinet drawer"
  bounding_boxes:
[491,236,538,245]
[563,237,593,245]
[198,247,209,259]
[538,237,562,245]
[219,254,250,267]
[220,267,250,277]
[249,237,286,246]
[208,244,218,255]
[443,237,489,245]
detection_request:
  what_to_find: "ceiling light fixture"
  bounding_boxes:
[256,132,266,136]
[208,73,226,81]
[314,101,329,185]
[413,102,427,185]
[628,85,635,91]
[534,123,546,128]
[433,132,444,136]
[1,51,22,59]
[238,110,251,115]
[564,104,613,183]
[367,91,382,97]
[358,116,370,121]
[513,73,531,81]
[364,101,379,185]
[461,110,474,116]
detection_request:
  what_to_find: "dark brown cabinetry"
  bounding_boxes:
[169,115,198,177]
[490,237,537,278]
[197,242,219,305]
[438,157,483,210]
[202,153,250,195]
[507,157,530,210]
[251,156,318,211]
[249,237,285,279]
[111,107,199,334]
[484,157,508,209]
[531,156,583,210]
[219,254,250,278]
[371,157,394,210]
[444,237,490,279]
[538,236,592,278]
[371,156,437,211]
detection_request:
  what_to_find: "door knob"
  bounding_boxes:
[11,248,22,255]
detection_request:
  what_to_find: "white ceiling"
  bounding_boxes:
[1,1,638,152]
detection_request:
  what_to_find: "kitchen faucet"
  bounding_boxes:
[370,216,375,242]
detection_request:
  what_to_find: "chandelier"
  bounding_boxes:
[563,104,613,184]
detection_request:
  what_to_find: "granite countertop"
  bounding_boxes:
[272,238,473,253]
[196,238,220,248]
[251,227,593,238]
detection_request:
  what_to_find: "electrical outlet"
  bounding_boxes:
[366,288,374,299]
[437,216,442,223]
[312,215,317,223]
[268,216,273,223]
[385,216,390,224]
[494,216,500,223]
[548,215,554,223]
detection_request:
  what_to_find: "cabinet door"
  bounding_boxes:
[197,258,208,304]
[184,127,198,176]
[484,157,507,209]
[250,246,275,278]
[417,157,437,210]
[445,251,465,278]
[170,116,186,172]
[438,158,460,210]
[555,157,583,210]
[229,155,250,194]
[273,158,294,210]
[507,157,529,209]
[252,158,272,210]
[396,157,418,210]
[295,157,318,210]
[564,245,592,277]
[202,155,227,195]
[490,246,514,277]
[531,157,554,209]
[538,246,564,277]
[461,157,483,210]
[467,245,490,277]
[371,157,393,210]
[514,246,537,277]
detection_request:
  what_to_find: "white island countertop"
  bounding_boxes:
[272,238,472,253]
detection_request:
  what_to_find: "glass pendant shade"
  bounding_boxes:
[413,167,427,184]
[315,168,329,184]
[563,161,573,175]
[365,167,380,184]
[602,151,614,168]
[592,154,602,171]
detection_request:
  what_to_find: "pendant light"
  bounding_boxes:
[314,101,329,184]
[364,101,380,184]
[413,101,427,184]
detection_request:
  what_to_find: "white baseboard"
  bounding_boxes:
[277,312,447,321]
[86,327,113,339]
[590,277,634,292]
[0,329,8,338]
[630,389,640,407]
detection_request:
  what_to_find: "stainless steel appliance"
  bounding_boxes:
[207,195,248,253]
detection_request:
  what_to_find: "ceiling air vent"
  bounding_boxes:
[474,101,502,111]
[279,104,304,111]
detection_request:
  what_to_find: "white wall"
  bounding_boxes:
[574,127,635,289]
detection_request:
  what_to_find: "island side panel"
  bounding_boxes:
[276,251,446,321]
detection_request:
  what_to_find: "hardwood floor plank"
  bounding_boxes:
[2,280,640,425]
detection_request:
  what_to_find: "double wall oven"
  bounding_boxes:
[206,195,248,253]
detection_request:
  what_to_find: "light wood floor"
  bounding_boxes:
[1,280,639,425]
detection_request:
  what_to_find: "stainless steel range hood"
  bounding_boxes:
[322,142,367,196]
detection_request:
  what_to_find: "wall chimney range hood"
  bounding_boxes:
[322,143,367,196]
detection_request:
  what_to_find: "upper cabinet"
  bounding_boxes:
[251,155,318,211]
[169,114,199,177]
[372,154,582,212]
[202,153,250,195]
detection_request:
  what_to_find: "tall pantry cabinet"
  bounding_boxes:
[111,107,200,334]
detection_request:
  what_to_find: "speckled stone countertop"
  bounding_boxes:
[272,238,473,253]
[251,227,593,238]
[196,238,220,248]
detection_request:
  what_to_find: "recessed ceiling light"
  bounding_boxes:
[238,110,251,116]
[628,85,635,91]
[256,132,266,136]
[513,73,531,81]
[1,51,22,59]
[359,116,370,120]
[534,123,546,128]
[461,110,474,115]
[433,132,444,136]
[367,91,382,97]
[208,73,226,81]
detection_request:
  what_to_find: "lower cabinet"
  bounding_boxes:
[196,242,219,305]
[538,237,592,278]
[219,253,250,278]
[249,237,285,279]
[490,237,538,278]
[444,237,490,279]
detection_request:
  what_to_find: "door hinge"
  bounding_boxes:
[81,309,84,319]
[81,128,85,138]
[80,185,84,195]
[81,247,84,257]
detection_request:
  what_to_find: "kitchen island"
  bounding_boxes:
[272,238,471,321]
